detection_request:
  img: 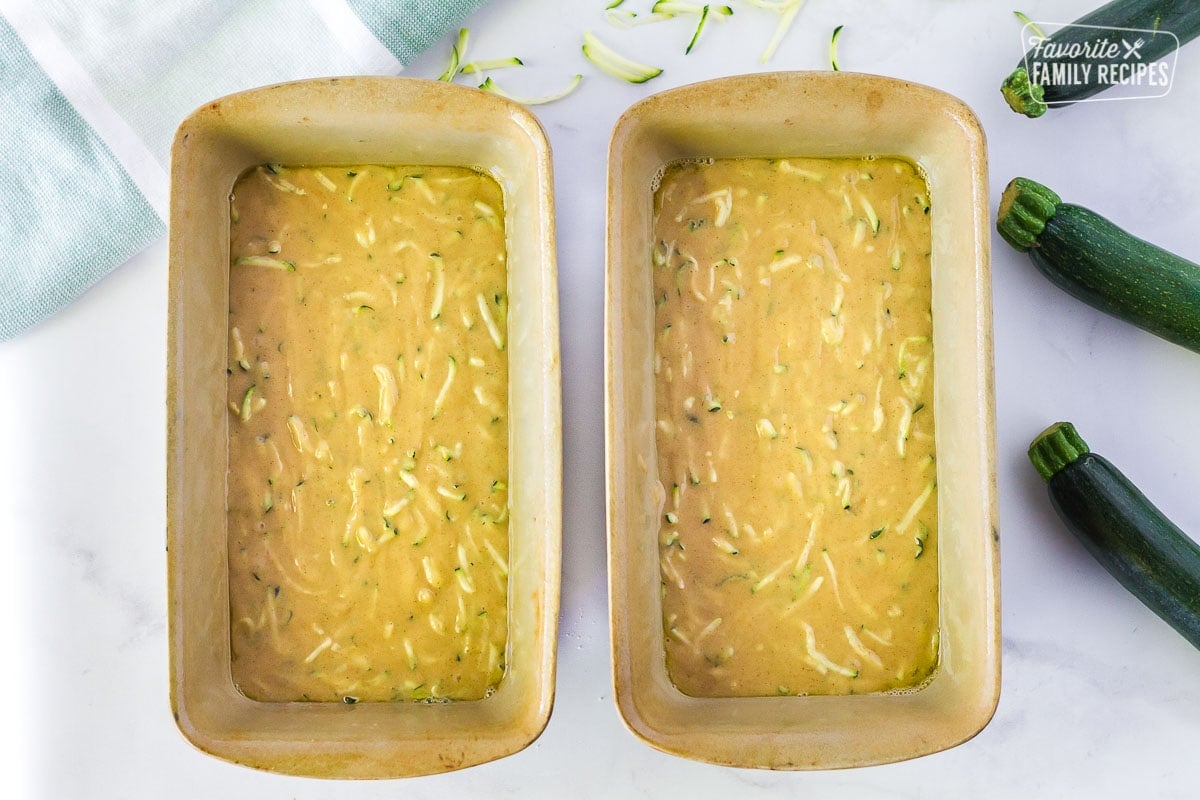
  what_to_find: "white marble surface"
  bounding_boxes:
[4,0,1200,796]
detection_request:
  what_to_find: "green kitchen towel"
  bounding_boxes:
[0,0,486,341]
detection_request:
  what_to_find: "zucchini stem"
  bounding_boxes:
[1028,421,1089,481]
[1000,66,1047,118]
[996,176,1061,252]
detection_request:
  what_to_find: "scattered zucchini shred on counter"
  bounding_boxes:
[479,74,583,105]
[582,30,664,82]
[460,56,524,74]
[602,1,732,51]
[649,1,734,54]
[1000,0,1200,117]
[829,23,844,70]
[997,176,1200,355]
[688,4,733,53]
[604,7,674,28]
[438,27,470,81]
[685,4,710,54]
[434,27,578,105]
[744,0,808,63]
[1029,422,1200,651]
[652,0,701,10]
[1012,9,1047,40]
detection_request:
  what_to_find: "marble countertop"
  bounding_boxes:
[3,0,1200,796]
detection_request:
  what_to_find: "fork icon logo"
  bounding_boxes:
[1121,37,1145,59]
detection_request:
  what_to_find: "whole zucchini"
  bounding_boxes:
[1029,422,1200,650]
[1001,0,1200,117]
[997,176,1200,355]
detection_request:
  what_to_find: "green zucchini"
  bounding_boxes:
[997,177,1200,355]
[1029,422,1200,650]
[1001,0,1200,117]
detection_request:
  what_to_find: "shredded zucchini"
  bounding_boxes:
[234,255,296,271]
[1013,10,1047,40]
[431,356,457,420]
[686,4,711,54]
[438,27,527,89]
[829,24,844,71]
[478,74,583,105]
[605,9,674,27]
[459,56,524,74]
[617,2,734,53]
[756,0,806,63]
[859,192,878,232]
[240,385,256,421]
[433,24,581,109]
[653,0,701,11]
[582,31,664,83]
[438,28,469,82]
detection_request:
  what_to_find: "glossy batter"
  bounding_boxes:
[653,157,938,697]
[226,164,509,703]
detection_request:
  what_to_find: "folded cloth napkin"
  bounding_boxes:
[0,0,486,340]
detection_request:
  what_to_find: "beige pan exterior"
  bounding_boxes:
[605,72,999,769]
[167,77,561,778]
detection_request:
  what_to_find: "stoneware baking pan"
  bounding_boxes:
[605,71,999,769]
[168,77,561,778]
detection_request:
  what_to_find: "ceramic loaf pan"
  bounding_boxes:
[605,72,999,769]
[167,77,561,778]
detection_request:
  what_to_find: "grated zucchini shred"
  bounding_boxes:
[582,30,664,83]
[829,24,844,71]
[478,74,583,105]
